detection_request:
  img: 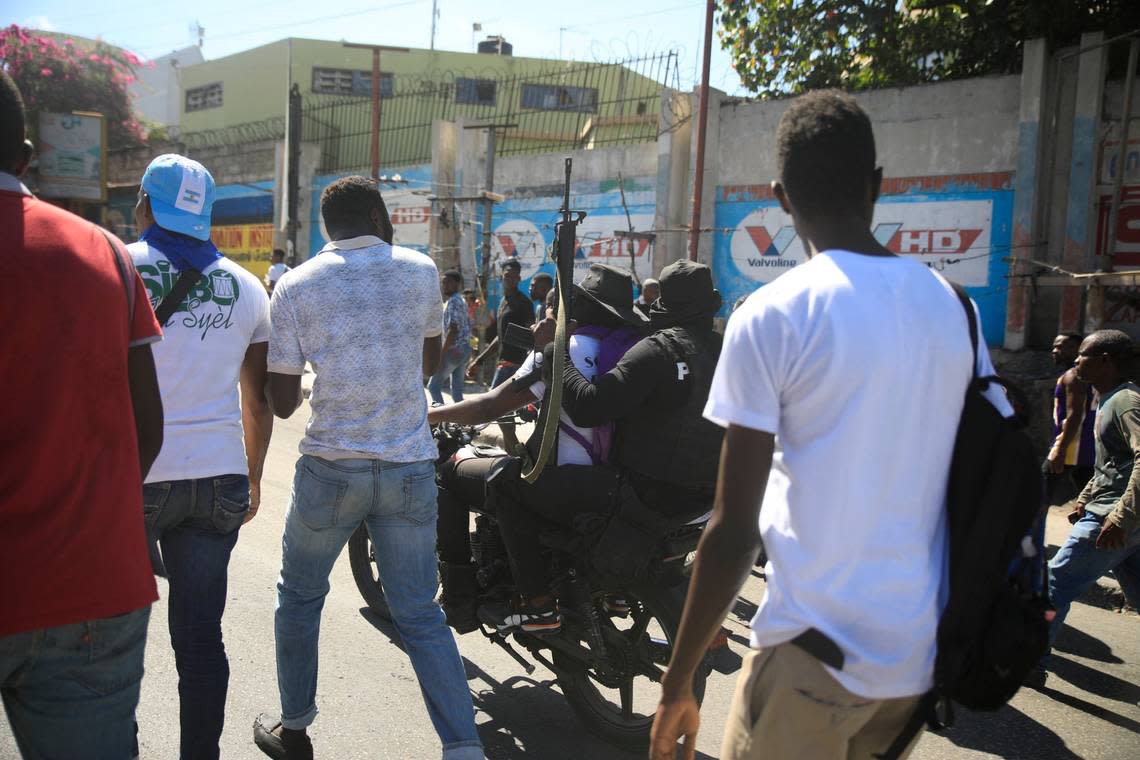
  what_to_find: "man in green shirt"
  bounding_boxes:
[1048,329,1140,644]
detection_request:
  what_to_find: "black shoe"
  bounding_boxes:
[481,597,561,633]
[439,561,480,634]
[253,714,313,760]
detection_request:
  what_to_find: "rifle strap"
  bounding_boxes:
[154,267,204,324]
[522,266,569,483]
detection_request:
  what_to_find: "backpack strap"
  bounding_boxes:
[558,421,597,462]
[97,228,135,326]
[947,280,979,380]
[153,267,204,324]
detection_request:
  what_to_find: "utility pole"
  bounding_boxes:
[687,0,715,262]
[430,0,439,51]
[462,122,516,305]
[342,42,409,179]
[285,83,301,266]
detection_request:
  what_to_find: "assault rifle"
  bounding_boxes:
[522,157,585,483]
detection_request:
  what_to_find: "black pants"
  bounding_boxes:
[494,463,620,598]
[437,455,496,564]
[437,455,619,597]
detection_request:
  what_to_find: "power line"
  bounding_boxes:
[552,2,706,34]
[132,0,429,57]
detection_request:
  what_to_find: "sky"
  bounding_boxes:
[12,0,750,96]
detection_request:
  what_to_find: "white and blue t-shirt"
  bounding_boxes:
[129,240,271,483]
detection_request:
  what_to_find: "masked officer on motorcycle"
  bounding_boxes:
[427,263,647,633]
[492,259,725,630]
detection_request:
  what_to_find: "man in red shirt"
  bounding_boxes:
[0,70,165,758]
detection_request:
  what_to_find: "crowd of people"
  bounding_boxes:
[3,59,1139,760]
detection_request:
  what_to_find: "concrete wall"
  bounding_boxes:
[709,76,1021,345]
[422,73,1029,342]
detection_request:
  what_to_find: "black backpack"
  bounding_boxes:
[879,282,1051,759]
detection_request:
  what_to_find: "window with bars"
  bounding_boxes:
[455,78,497,107]
[185,82,223,112]
[519,83,597,113]
[312,67,394,98]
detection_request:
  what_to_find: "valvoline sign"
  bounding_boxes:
[715,190,1013,346]
[728,201,993,286]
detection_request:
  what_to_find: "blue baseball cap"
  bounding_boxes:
[141,154,215,241]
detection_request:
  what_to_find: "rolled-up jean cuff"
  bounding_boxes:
[281,705,318,731]
[442,740,484,759]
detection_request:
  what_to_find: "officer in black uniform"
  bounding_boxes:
[555,259,724,514]
[493,259,725,620]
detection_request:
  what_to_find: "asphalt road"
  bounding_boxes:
[3,400,1139,759]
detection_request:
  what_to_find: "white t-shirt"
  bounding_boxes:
[268,235,442,462]
[128,242,271,484]
[516,333,602,466]
[265,262,289,287]
[705,250,1013,700]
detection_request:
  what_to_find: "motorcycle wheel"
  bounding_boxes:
[553,581,710,752]
[348,524,393,621]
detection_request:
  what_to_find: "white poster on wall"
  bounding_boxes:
[38,111,106,200]
[574,213,655,284]
[728,199,995,287]
[386,190,432,250]
[491,219,547,280]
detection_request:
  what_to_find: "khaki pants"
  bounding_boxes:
[720,643,925,760]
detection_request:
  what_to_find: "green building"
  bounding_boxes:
[178,36,674,168]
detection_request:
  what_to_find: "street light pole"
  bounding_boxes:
[342,43,409,179]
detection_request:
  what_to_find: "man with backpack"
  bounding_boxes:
[649,91,1013,760]
[1047,329,1140,646]
[427,263,646,633]
[130,153,274,759]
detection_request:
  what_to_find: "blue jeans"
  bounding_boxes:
[143,474,249,760]
[1048,511,1140,643]
[275,455,482,760]
[490,361,520,389]
[1,606,151,760]
[428,344,471,405]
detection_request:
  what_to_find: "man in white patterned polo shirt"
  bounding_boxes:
[253,177,482,760]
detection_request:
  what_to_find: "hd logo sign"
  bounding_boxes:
[728,199,994,287]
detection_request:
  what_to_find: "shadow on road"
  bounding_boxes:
[461,657,716,759]
[359,608,407,652]
[1031,683,1140,735]
[938,703,1083,759]
[1048,654,1140,705]
[1053,624,1124,664]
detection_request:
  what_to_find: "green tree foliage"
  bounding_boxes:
[0,25,149,147]
[719,1,1140,98]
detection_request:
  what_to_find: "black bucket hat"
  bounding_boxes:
[572,263,648,326]
[649,259,722,326]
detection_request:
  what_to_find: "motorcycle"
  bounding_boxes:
[349,420,714,752]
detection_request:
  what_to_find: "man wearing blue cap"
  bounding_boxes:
[129,153,274,759]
